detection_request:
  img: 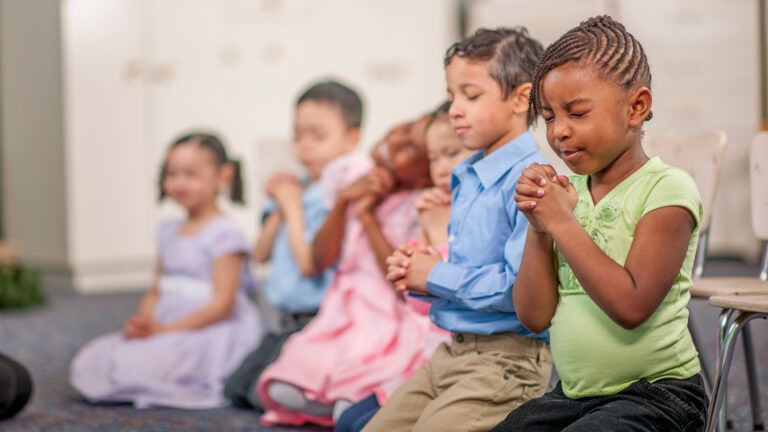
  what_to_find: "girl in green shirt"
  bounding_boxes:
[492,15,707,432]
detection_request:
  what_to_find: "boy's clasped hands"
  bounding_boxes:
[386,162,579,294]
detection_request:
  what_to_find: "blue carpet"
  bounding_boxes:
[0,290,326,431]
[0,258,765,431]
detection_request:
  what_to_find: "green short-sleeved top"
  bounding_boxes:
[550,157,703,399]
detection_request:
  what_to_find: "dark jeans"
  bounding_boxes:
[223,312,314,410]
[490,375,708,432]
[335,393,380,432]
[0,352,32,420]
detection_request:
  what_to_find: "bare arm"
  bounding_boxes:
[512,227,560,333]
[517,163,695,330]
[358,208,395,276]
[280,194,318,277]
[252,211,281,263]
[548,206,693,329]
[312,196,350,271]
[312,172,381,271]
[162,254,243,331]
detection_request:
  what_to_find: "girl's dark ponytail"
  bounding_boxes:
[228,159,244,204]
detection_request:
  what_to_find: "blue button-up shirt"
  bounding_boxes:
[263,181,334,313]
[425,132,549,339]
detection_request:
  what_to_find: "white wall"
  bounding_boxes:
[58,0,457,292]
[0,0,69,272]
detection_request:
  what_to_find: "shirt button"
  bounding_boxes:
[448,234,455,243]
[429,314,436,321]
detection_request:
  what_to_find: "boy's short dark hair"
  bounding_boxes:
[296,80,364,130]
[444,27,543,102]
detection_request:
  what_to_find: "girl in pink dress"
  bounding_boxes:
[256,114,436,427]
[335,102,475,432]
[70,133,262,409]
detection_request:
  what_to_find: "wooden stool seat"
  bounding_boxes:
[709,294,768,313]
[691,278,768,298]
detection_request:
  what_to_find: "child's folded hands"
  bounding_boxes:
[514,163,578,234]
[122,314,165,339]
[340,167,395,203]
[386,244,441,295]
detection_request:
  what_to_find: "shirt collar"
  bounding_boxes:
[453,132,539,189]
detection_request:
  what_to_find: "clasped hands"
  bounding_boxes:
[385,163,579,295]
[122,314,165,339]
[514,162,578,234]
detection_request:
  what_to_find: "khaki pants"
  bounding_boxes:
[363,333,552,432]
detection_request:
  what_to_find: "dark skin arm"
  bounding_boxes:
[356,195,395,275]
[312,194,351,271]
[312,168,394,271]
[516,164,695,330]
[353,169,397,275]
[511,227,560,333]
[551,205,693,329]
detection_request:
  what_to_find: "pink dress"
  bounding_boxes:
[373,242,451,405]
[257,190,438,427]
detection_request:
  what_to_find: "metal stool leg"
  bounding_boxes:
[716,309,738,431]
[707,311,751,432]
[741,324,764,431]
[707,312,766,432]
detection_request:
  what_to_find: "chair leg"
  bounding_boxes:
[741,324,765,431]
[689,315,714,395]
[707,311,749,432]
[707,312,767,432]
[716,309,738,431]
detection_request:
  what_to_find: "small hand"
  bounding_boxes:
[367,167,396,196]
[340,175,373,202]
[415,187,451,212]
[271,177,303,209]
[520,163,562,189]
[515,163,573,233]
[123,314,164,339]
[386,244,413,283]
[265,171,298,197]
[390,245,440,295]
[522,180,578,233]
[353,193,380,218]
[341,168,396,203]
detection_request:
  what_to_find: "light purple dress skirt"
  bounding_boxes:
[70,275,263,409]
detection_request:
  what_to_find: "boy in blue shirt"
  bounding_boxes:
[224,80,363,410]
[364,28,552,432]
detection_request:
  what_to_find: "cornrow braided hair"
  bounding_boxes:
[529,15,653,125]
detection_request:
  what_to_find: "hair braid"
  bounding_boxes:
[528,15,653,125]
